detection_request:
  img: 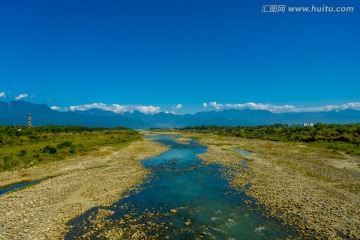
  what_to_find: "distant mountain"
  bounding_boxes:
[1,101,360,128]
[0,101,150,128]
[189,109,275,126]
[73,109,118,117]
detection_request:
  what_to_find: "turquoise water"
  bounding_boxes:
[66,135,298,239]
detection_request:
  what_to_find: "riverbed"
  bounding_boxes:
[66,135,298,239]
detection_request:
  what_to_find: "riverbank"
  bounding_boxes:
[194,134,360,239]
[0,139,168,239]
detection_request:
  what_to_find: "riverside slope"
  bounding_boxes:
[0,139,168,239]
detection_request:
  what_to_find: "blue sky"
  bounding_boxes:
[1,0,359,114]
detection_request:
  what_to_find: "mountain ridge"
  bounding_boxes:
[1,101,360,128]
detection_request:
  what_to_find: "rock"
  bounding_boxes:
[169,209,177,214]
[200,231,207,236]
[185,221,191,226]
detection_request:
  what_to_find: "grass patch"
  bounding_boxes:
[0,126,141,171]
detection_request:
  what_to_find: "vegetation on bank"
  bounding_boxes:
[0,126,141,171]
[180,123,360,155]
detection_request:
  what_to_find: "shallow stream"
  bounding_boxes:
[66,135,298,239]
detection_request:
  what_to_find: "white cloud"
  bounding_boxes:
[206,101,360,113]
[285,102,360,113]
[210,101,223,110]
[50,106,61,111]
[134,105,161,114]
[224,102,294,113]
[0,92,6,98]
[172,103,183,110]
[15,93,28,101]
[50,106,71,112]
[170,103,183,114]
[69,103,161,115]
[203,103,207,108]
[70,103,129,113]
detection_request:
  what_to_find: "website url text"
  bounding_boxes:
[261,5,355,13]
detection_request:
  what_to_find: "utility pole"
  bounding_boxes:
[27,113,31,128]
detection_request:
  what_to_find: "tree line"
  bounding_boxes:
[180,123,360,155]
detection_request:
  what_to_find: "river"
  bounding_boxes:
[66,135,298,239]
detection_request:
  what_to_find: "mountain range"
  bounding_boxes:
[1,101,360,128]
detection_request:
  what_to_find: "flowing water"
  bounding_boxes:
[66,135,298,239]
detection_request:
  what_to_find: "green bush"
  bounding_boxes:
[69,147,77,154]
[17,149,27,157]
[2,155,18,170]
[57,141,73,149]
[41,145,57,154]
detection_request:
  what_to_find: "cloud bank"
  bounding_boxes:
[51,101,360,115]
[67,103,161,115]
[206,102,360,113]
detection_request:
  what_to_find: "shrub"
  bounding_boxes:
[57,141,73,149]
[2,155,18,170]
[41,145,57,154]
[69,147,76,154]
[18,149,27,157]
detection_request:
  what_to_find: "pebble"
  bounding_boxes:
[169,209,177,214]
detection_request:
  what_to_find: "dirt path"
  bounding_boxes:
[0,139,168,240]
